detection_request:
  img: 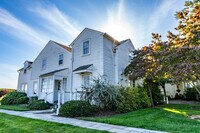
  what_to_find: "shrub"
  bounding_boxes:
[80,77,119,110]
[1,91,29,105]
[59,100,95,117]
[183,87,199,101]
[28,100,50,110]
[116,86,150,113]
[0,89,14,98]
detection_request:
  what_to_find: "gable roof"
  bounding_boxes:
[51,40,72,52]
[40,68,68,77]
[73,64,93,72]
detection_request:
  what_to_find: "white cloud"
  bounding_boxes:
[0,63,19,89]
[29,4,82,44]
[0,8,48,47]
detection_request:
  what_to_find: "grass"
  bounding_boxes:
[0,105,30,111]
[0,113,107,133]
[82,104,200,133]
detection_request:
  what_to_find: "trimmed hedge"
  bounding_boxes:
[1,92,29,105]
[59,100,95,117]
[28,100,50,110]
[116,86,151,113]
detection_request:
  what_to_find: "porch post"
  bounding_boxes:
[61,81,65,104]
[56,90,61,115]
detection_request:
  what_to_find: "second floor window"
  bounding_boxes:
[59,54,64,65]
[83,40,90,55]
[42,59,47,70]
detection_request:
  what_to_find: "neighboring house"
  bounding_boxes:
[17,28,135,104]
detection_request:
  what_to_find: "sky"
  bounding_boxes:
[0,0,186,89]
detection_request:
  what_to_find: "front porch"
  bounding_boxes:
[38,69,71,104]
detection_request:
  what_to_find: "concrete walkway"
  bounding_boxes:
[0,109,166,133]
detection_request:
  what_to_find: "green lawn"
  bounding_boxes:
[0,105,30,111]
[82,104,200,133]
[0,113,107,133]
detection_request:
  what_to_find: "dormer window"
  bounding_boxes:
[83,40,90,55]
[42,59,47,70]
[59,54,64,65]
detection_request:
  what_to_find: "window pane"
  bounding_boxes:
[42,59,46,69]
[41,78,47,92]
[59,54,63,65]
[83,75,90,87]
[83,41,89,55]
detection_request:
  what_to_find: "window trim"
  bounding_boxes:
[58,53,64,65]
[82,74,91,88]
[42,58,47,70]
[82,39,90,56]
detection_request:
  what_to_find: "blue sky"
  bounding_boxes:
[0,0,185,88]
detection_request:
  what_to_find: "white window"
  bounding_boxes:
[21,83,27,93]
[33,82,38,94]
[41,78,47,92]
[59,54,64,65]
[82,75,91,88]
[48,78,53,92]
[42,59,47,70]
[83,40,90,55]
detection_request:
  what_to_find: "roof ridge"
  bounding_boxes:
[51,40,72,52]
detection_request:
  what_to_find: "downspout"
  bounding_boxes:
[70,47,74,100]
[113,46,118,85]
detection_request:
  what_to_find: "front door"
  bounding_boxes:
[54,80,61,102]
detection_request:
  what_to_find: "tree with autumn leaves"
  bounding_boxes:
[125,0,200,105]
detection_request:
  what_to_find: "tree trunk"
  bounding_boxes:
[161,83,167,100]
[148,87,154,107]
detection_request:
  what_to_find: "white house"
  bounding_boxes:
[17,28,135,104]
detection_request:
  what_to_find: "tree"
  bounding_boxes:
[161,0,200,93]
[124,34,168,107]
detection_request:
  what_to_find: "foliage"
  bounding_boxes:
[144,80,163,105]
[116,86,150,113]
[183,87,199,101]
[0,92,29,105]
[28,100,50,110]
[59,100,95,117]
[160,0,200,93]
[80,77,119,110]
[0,113,106,133]
[0,89,14,98]
[83,104,200,133]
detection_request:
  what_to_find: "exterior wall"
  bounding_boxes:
[31,41,71,80]
[71,29,104,95]
[116,40,135,86]
[102,37,115,84]
[17,68,32,96]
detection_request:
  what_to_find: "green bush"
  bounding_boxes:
[59,100,95,117]
[28,100,50,110]
[1,92,29,105]
[183,87,199,101]
[80,77,119,110]
[116,86,150,113]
